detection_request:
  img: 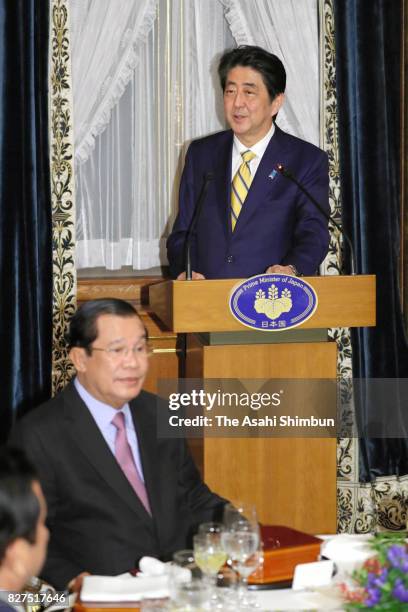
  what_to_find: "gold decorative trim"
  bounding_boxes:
[320,0,355,528]
[77,277,165,304]
[78,284,142,301]
[319,0,353,384]
[50,0,76,393]
[320,0,344,276]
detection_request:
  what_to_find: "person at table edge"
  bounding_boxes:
[167,45,330,280]
[0,448,49,611]
[9,299,226,590]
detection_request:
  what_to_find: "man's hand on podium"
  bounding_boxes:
[177,271,206,280]
[266,264,296,275]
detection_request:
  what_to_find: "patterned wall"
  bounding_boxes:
[320,0,408,533]
[50,0,77,393]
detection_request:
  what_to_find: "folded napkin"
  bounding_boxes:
[139,556,191,582]
[139,556,168,576]
[320,534,373,574]
[292,560,334,590]
[81,574,168,602]
[81,557,191,602]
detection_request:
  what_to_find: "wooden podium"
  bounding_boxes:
[150,276,376,534]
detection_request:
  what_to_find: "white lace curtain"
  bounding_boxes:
[220,0,319,146]
[70,0,158,164]
[72,0,319,270]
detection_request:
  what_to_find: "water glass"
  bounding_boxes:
[171,578,211,610]
[172,549,200,577]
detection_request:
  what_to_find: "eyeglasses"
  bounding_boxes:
[90,342,151,361]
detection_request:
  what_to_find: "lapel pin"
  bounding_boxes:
[268,169,277,181]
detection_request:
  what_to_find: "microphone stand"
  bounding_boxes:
[184,173,214,280]
[276,164,356,275]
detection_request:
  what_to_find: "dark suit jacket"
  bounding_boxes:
[0,601,17,612]
[9,383,225,589]
[167,126,330,279]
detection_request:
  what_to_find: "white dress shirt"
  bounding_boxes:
[74,377,146,481]
[231,123,276,181]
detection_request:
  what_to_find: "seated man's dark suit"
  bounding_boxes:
[10,382,225,589]
[167,125,330,279]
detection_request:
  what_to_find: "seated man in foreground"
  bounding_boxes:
[10,298,226,590]
[0,447,49,611]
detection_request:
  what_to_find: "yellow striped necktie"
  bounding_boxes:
[231,150,257,231]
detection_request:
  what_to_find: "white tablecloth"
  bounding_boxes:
[254,587,344,611]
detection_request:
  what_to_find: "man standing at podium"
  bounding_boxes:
[167,45,330,280]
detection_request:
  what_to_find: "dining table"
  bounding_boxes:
[73,583,344,611]
[72,533,377,611]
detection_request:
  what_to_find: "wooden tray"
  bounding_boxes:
[249,525,322,584]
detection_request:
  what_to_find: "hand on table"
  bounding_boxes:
[68,571,90,594]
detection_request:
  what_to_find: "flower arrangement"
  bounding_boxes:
[340,533,408,609]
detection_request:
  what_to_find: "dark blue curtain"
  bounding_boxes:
[334,1,408,480]
[0,1,52,442]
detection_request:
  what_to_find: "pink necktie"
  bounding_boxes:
[112,412,151,514]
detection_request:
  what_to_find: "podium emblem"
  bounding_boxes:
[229,274,318,331]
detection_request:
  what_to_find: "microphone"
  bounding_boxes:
[184,173,214,280]
[276,164,356,275]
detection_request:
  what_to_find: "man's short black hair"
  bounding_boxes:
[0,447,39,562]
[218,45,286,101]
[67,298,144,355]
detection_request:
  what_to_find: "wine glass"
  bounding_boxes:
[221,525,260,608]
[222,503,261,608]
[198,521,224,535]
[223,501,261,569]
[223,501,259,533]
[193,532,228,586]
